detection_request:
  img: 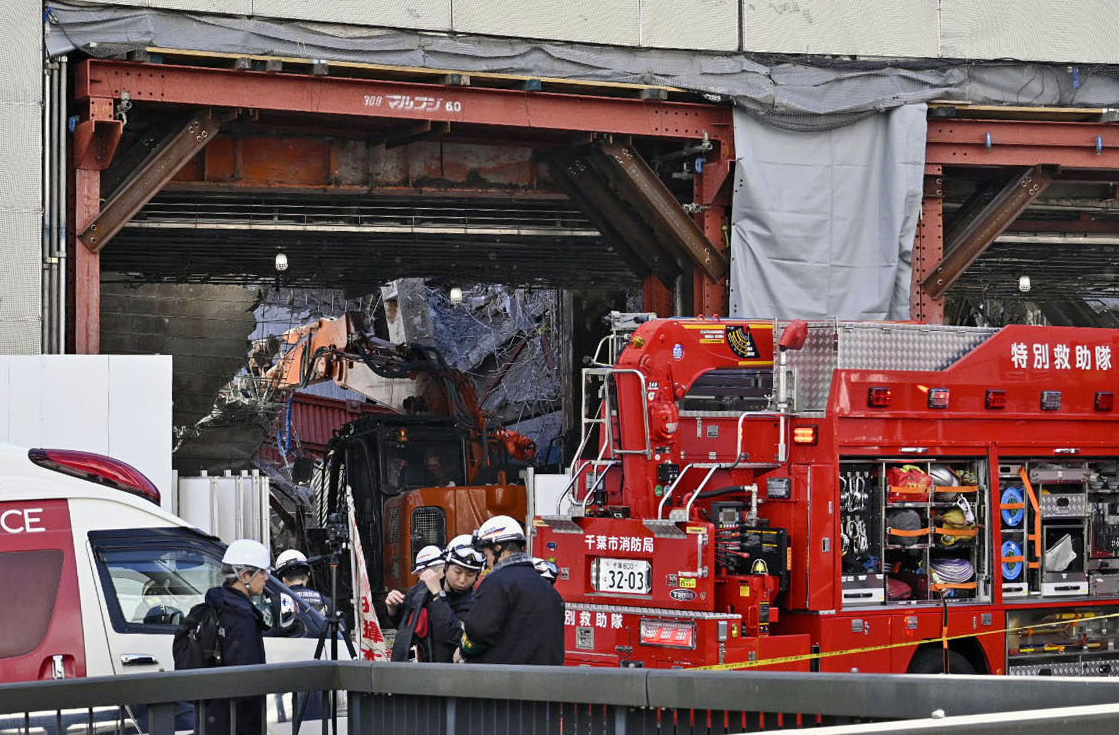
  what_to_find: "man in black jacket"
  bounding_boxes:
[204,538,271,735]
[387,538,483,662]
[459,516,564,665]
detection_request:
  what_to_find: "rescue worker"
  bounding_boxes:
[458,516,564,665]
[275,548,331,614]
[426,535,485,662]
[385,545,446,661]
[204,538,271,735]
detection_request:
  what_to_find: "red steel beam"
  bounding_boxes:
[911,168,944,324]
[76,60,734,152]
[927,119,1119,168]
[921,164,1057,299]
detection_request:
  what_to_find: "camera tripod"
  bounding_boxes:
[294,517,357,735]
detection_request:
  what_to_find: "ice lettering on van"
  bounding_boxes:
[0,508,45,533]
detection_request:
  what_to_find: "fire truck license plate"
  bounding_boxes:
[594,558,652,594]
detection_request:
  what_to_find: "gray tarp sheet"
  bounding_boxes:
[46,4,1119,127]
[45,2,962,129]
[729,105,927,321]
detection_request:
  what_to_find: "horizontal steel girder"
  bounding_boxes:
[921,164,1058,298]
[927,119,1119,167]
[79,109,230,253]
[76,60,733,151]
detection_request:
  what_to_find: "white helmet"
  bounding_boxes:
[472,515,526,548]
[223,539,271,571]
[275,549,311,577]
[445,534,485,571]
[411,544,446,574]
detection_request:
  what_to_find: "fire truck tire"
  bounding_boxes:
[907,648,976,675]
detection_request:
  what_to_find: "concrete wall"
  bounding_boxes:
[110,0,1119,62]
[0,1,41,353]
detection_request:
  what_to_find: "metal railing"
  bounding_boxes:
[4,662,1119,735]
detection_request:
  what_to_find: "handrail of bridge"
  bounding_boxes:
[3,662,1119,734]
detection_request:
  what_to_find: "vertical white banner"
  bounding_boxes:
[347,488,390,661]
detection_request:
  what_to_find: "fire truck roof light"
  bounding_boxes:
[1096,391,1115,412]
[28,448,161,505]
[867,386,891,408]
[986,389,1007,410]
[1040,390,1062,411]
[927,388,950,409]
[792,426,818,445]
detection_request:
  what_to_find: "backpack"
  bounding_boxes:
[173,602,224,670]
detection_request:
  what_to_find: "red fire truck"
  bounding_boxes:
[534,315,1119,675]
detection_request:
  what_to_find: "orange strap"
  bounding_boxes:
[1020,468,1042,560]
[1000,502,1025,510]
[933,527,979,538]
[889,485,931,495]
[887,527,930,537]
[935,485,980,493]
[932,582,978,591]
[1001,555,1025,563]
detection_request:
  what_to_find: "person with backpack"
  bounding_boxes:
[202,538,272,735]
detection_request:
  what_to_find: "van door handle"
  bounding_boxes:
[52,654,66,679]
[121,654,159,666]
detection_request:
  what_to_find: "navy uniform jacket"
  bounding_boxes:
[461,555,564,665]
[390,582,476,662]
[204,583,268,735]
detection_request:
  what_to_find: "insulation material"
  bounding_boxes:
[729,105,927,321]
[0,0,42,354]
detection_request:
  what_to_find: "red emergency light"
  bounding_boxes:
[927,388,951,409]
[867,386,891,408]
[28,448,161,505]
[792,426,818,445]
[639,619,697,649]
[985,389,1007,409]
[1097,392,1115,412]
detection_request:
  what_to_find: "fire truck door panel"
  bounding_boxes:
[676,416,782,465]
[772,465,834,610]
[0,500,85,681]
[818,614,893,673]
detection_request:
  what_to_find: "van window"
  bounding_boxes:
[0,550,63,657]
[97,547,224,630]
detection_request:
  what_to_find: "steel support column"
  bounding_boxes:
[72,168,101,354]
[911,168,944,324]
[921,165,1058,300]
[694,155,732,316]
[79,109,231,252]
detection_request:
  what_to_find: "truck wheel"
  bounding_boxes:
[907,648,976,674]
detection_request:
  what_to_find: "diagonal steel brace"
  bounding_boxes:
[921,164,1058,299]
[591,140,727,282]
[79,108,234,253]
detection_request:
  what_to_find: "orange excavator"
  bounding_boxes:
[263,312,536,593]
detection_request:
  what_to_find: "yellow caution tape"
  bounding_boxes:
[689,609,1119,672]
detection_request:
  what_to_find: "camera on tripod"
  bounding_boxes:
[307,513,349,556]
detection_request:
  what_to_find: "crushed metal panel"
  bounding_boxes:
[744,0,939,57]
[779,321,998,412]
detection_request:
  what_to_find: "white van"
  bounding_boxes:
[0,443,334,683]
